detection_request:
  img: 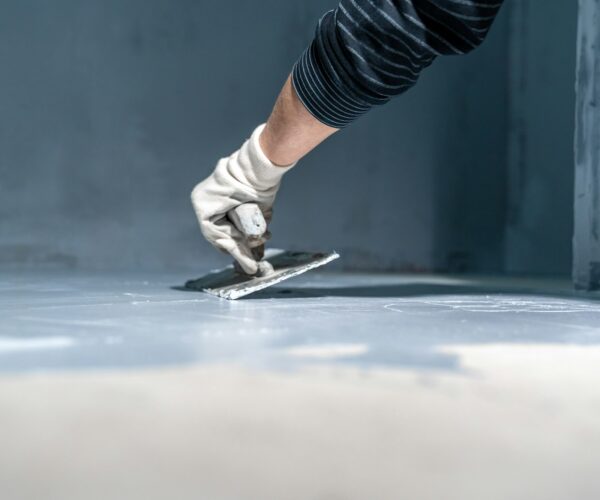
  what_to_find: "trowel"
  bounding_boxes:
[185,203,339,300]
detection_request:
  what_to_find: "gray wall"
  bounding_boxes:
[0,0,511,273]
[573,0,600,290]
[284,8,510,273]
[505,1,578,276]
[0,0,573,276]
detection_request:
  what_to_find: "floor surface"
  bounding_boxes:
[1,270,600,499]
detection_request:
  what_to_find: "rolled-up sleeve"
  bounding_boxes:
[292,0,504,128]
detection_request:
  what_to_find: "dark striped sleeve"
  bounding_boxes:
[292,0,504,128]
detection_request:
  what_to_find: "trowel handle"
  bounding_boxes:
[227,203,275,276]
[227,203,267,266]
[227,203,267,240]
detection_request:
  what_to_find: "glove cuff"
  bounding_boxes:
[240,124,296,190]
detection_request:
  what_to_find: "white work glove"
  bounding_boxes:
[191,124,295,274]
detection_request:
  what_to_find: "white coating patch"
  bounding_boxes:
[0,336,76,353]
[384,297,600,314]
[284,343,369,360]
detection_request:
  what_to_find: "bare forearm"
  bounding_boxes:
[259,75,338,167]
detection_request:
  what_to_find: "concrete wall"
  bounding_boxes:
[0,0,511,273]
[573,0,600,290]
[505,1,578,276]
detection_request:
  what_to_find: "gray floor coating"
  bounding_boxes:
[3,270,600,373]
[1,270,600,499]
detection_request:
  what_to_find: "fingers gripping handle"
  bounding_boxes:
[227,204,274,276]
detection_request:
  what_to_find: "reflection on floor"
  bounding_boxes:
[1,271,599,499]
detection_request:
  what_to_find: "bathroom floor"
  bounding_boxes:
[1,270,599,500]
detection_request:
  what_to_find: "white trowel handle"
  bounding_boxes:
[227,203,267,240]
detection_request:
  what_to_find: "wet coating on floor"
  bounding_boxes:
[2,270,600,373]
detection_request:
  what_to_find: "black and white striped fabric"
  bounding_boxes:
[292,0,504,128]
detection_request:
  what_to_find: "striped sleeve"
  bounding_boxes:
[292,0,504,129]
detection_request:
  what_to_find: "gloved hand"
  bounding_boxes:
[191,124,295,274]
